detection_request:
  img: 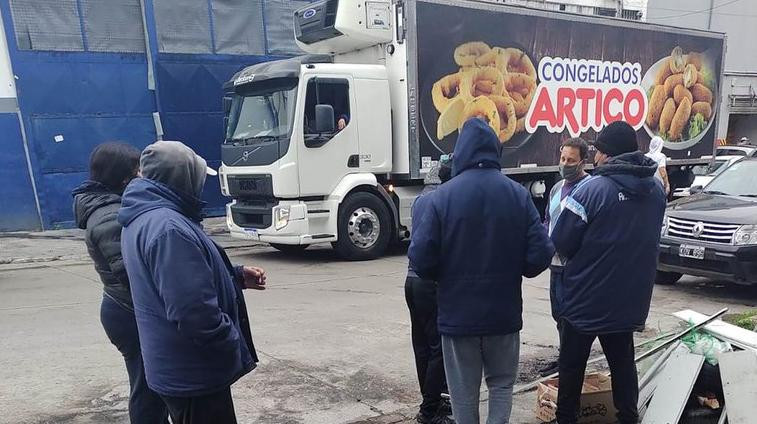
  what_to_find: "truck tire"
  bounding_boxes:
[655,270,683,285]
[332,192,392,261]
[270,243,308,255]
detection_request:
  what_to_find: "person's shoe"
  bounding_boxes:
[539,360,559,377]
[437,397,453,417]
[415,412,455,424]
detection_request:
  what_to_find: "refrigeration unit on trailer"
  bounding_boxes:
[219,0,726,260]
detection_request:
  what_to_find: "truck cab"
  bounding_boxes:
[220,0,418,260]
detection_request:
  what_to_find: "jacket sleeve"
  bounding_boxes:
[147,229,241,351]
[91,211,129,288]
[524,195,555,278]
[551,187,593,260]
[408,198,441,281]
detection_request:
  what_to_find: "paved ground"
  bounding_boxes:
[1,220,756,424]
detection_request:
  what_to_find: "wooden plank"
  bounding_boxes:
[673,309,757,351]
[719,350,757,424]
[641,351,704,424]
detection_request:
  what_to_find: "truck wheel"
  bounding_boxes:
[655,271,683,285]
[270,243,308,255]
[333,192,392,261]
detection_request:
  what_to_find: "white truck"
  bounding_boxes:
[219,0,725,260]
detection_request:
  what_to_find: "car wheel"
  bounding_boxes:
[270,243,308,255]
[655,270,683,285]
[332,192,392,261]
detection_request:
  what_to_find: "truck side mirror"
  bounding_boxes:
[689,185,704,195]
[223,97,232,115]
[315,104,335,133]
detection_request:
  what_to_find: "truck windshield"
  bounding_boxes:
[225,78,298,145]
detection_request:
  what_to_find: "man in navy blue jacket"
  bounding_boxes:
[551,122,666,424]
[409,118,554,424]
[119,140,265,424]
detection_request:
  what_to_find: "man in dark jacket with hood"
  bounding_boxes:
[118,140,265,424]
[409,118,554,424]
[551,121,666,424]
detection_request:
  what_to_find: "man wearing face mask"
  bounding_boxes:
[551,121,666,424]
[539,137,591,377]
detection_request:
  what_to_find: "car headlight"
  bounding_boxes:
[274,206,290,230]
[661,214,669,237]
[733,224,757,246]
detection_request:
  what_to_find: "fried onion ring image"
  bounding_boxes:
[459,96,500,135]
[646,85,667,129]
[465,67,506,97]
[489,94,517,143]
[505,73,537,117]
[669,97,692,141]
[655,63,673,86]
[687,52,704,70]
[683,64,698,88]
[431,72,470,113]
[673,84,693,106]
[691,83,713,104]
[454,42,491,67]
[669,46,686,74]
[691,101,713,120]
[475,47,508,73]
[501,48,537,79]
[663,74,684,97]
[516,117,526,133]
[659,98,677,136]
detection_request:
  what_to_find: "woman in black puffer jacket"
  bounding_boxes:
[72,142,168,423]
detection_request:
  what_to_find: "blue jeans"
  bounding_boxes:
[442,333,520,424]
[100,295,169,424]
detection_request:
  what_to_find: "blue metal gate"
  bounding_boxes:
[1,0,308,229]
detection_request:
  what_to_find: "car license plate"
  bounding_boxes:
[679,244,705,260]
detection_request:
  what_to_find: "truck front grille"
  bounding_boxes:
[667,217,739,244]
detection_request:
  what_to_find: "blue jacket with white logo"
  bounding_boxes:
[408,119,554,336]
[551,151,666,334]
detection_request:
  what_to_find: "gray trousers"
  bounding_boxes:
[441,332,520,424]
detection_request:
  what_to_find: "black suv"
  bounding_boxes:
[657,158,757,285]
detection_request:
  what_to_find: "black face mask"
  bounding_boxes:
[559,161,583,181]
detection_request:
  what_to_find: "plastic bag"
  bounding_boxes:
[681,328,732,365]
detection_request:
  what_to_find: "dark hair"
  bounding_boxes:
[561,137,589,160]
[89,142,141,192]
[439,162,452,183]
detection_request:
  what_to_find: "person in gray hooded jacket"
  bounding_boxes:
[118,140,266,424]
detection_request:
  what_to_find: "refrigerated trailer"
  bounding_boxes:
[219,0,726,260]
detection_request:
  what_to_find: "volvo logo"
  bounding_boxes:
[303,8,317,19]
[692,222,705,238]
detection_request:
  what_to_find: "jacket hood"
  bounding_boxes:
[648,136,664,155]
[452,119,501,176]
[117,178,205,227]
[595,151,660,198]
[72,180,122,229]
[140,140,208,199]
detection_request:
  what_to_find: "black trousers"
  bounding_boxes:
[160,387,237,424]
[405,276,447,418]
[100,295,169,424]
[556,321,639,424]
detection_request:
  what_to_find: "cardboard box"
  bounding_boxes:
[536,373,618,424]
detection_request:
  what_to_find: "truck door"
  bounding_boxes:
[297,75,358,196]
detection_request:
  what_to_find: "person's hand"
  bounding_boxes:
[337,118,347,130]
[241,266,267,290]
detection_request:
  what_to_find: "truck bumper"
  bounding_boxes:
[658,237,757,285]
[226,199,338,245]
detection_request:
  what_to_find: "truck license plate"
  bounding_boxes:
[679,244,705,260]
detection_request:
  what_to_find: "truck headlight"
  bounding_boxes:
[733,224,757,246]
[274,206,290,230]
[661,214,669,237]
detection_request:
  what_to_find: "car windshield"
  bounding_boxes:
[692,159,728,176]
[704,160,757,197]
[225,78,298,144]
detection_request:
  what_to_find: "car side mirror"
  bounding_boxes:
[689,185,704,195]
[315,104,335,133]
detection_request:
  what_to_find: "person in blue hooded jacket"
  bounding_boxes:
[409,118,554,424]
[550,121,666,424]
[118,140,266,424]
